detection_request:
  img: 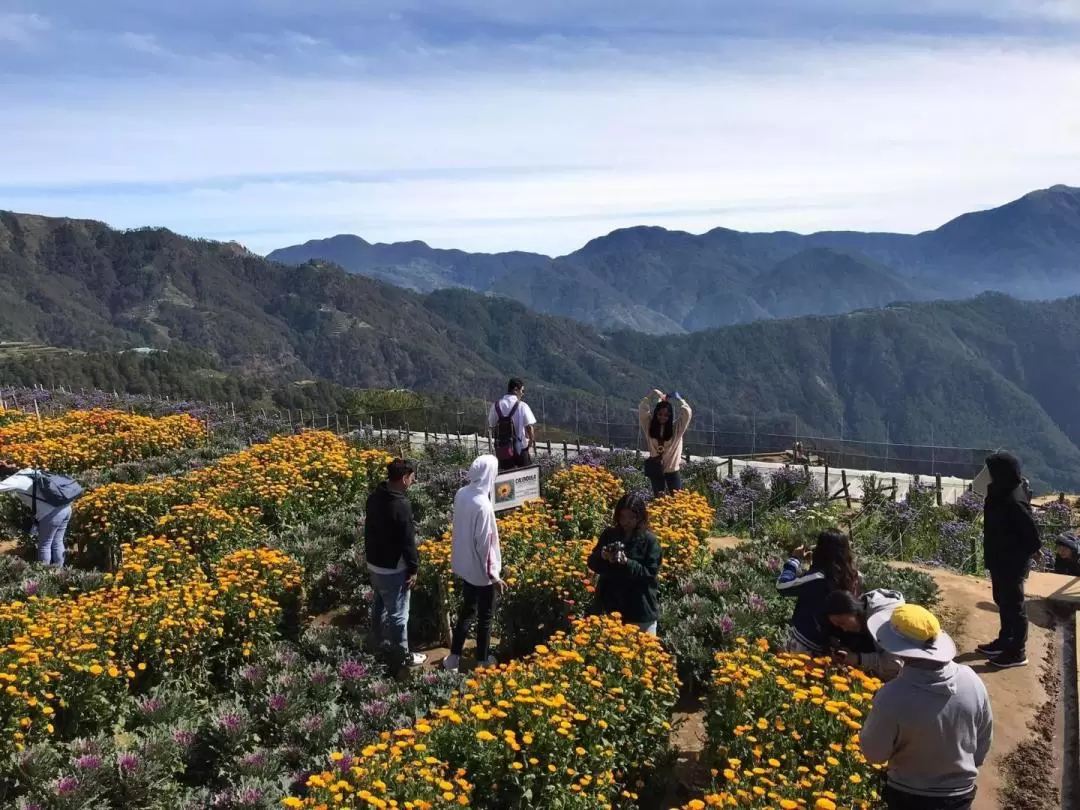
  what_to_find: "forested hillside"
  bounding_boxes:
[5,210,1080,489]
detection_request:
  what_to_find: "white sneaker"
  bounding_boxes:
[408,652,427,667]
[442,654,460,671]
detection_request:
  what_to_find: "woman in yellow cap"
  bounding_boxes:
[859,604,993,810]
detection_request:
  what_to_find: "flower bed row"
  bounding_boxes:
[0,409,206,473]
[672,642,885,810]
[292,613,679,810]
[68,432,391,567]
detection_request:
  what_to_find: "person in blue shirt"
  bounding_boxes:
[776,528,860,655]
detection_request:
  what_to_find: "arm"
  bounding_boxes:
[487,403,498,431]
[522,403,537,449]
[474,509,501,584]
[622,534,661,582]
[588,534,613,575]
[975,692,993,767]
[858,693,897,764]
[1011,502,1041,557]
[776,559,825,596]
[638,390,664,431]
[395,501,419,576]
[674,396,692,438]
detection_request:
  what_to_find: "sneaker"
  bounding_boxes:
[975,640,1005,657]
[476,657,498,669]
[442,654,460,671]
[988,651,1028,669]
[407,652,428,667]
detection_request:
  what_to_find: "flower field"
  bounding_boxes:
[0,402,949,809]
[0,409,205,473]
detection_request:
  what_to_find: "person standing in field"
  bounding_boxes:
[364,458,426,669]
[978,452,1041,669]
[638,389,692,497]
[443,454,506,671]
[489,378,537,472]
[861,604,993,810]
[587,493,662,634]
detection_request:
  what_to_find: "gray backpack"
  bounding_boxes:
[31,472,85,509]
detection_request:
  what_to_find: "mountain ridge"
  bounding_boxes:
[268,184,1080,333]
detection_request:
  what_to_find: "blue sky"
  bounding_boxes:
[2,0,1079,255]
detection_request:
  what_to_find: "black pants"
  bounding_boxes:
[450,581,496,662]
[497,448,531,473]
[990,568,1028,654]
[884,785,975,810]
[647,468,682,497]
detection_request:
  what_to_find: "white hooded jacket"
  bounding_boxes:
[451,455,502,587]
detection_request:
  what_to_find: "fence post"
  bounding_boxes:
[824,464,830,495]
[891,478,898,501]
[841,470,852,508]
[727,458,734,478]
[935,475,943,506]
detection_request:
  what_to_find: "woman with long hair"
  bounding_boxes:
[776,528,860,655]
[638,389,692,497]
[587,492,662,634]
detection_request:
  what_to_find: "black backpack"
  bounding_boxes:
[31,471,85,510]
[493,401,520,461]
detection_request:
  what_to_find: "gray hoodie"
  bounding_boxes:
[860,661,993,798]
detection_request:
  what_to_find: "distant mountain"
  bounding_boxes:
[268,185,1080,333]
[7,209,1080,490]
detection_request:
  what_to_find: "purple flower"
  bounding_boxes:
[171,728,196,748]
[334,753,355,771]
[396,691,414,704]
[747,593,766,614]
[338,660,369,681]
[420,672,440,686]
[269,694,288,713]
[236,787,265,805]
[136,696,164,717]
[22,580,39,597]
[55,776,80,797]
[362,700,389,719]
[74,754,103,771]
[370,681,390,698]
[300,714,325,735]
[716,615,735,634]
[240,750,268,770]
[216,712,246,735]
[117,752,141,773]
[238,665,263,684]
[340,723,365,745]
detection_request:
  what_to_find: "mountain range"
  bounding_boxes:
[5,206,1080,490]
[268,185,1080,333]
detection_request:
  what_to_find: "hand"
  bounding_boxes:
[494,578,507,596]
[790,544,808,560]
[833,649,850,666]
[615,551,628,566]
[652,389,666,399]
[405,574,418,590]
[668,391,680,400]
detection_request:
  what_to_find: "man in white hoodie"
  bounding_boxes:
[443,455,506,671]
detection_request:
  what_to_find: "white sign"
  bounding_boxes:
[493,465,541,512]
[972,465,991,497]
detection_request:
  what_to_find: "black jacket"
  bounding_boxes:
[587,527,662,624]
[364,481,418,575]
[1055,533,1080,576]
[776,559,837,652]
[982,453,1041,573]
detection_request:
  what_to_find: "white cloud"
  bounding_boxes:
[0,12,50,45]
[1,39,1078,254]
[118,31,169,55]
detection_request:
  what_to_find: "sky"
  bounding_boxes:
[1,1,1079,256]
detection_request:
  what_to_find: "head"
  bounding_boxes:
[0,460,17,478]
[811,529,859,593]
[648,401,674,442]
[386,458,417,490]
[1057,532,1080,560]
[614,492,648,535]
[823,590,864,633]
[985,452,1022,494]
[869,603,956,667]
[507,378,525,398]
[467,454,499,496]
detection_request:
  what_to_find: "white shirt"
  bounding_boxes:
[0,469,66,521]
[488,394,537,451]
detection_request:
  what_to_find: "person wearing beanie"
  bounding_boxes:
[822,588,905,680]
[860,604,993,810]
[1054,531,1080,576]
[978,452,1041,669]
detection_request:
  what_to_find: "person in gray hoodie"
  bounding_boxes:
[860,603,993,810]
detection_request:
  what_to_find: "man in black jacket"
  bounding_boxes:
[978,452,1042,669]
[364,459,425,668]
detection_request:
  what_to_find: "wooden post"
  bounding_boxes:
[935,475,943,506]
[841,470,852,508]
[727,458,734,478]
[33,398,41,424]
[891,477,898,501]
[824,464,830,495]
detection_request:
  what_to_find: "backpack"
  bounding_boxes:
[31,471,85,510]
[493,400,520,461]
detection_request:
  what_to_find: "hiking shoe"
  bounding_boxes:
[442,654,460,672]
[407,652,428,667]
[975,640,1005,657]
[988,651,1028,669]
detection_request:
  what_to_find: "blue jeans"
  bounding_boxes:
[647,469,682,497]
[37,505,71,567]
[369,569,411,662]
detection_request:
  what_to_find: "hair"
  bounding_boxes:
[613,492,649,530]
[811,529,859,593]
[0,461,17,478]
[387,458,417,482]
[822,590,862,617]
[648,400,675,443]
[507,378,525,394]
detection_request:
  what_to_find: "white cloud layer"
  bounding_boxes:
[0,6,1078,254]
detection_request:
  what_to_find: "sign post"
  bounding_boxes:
[493,465,541,512]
